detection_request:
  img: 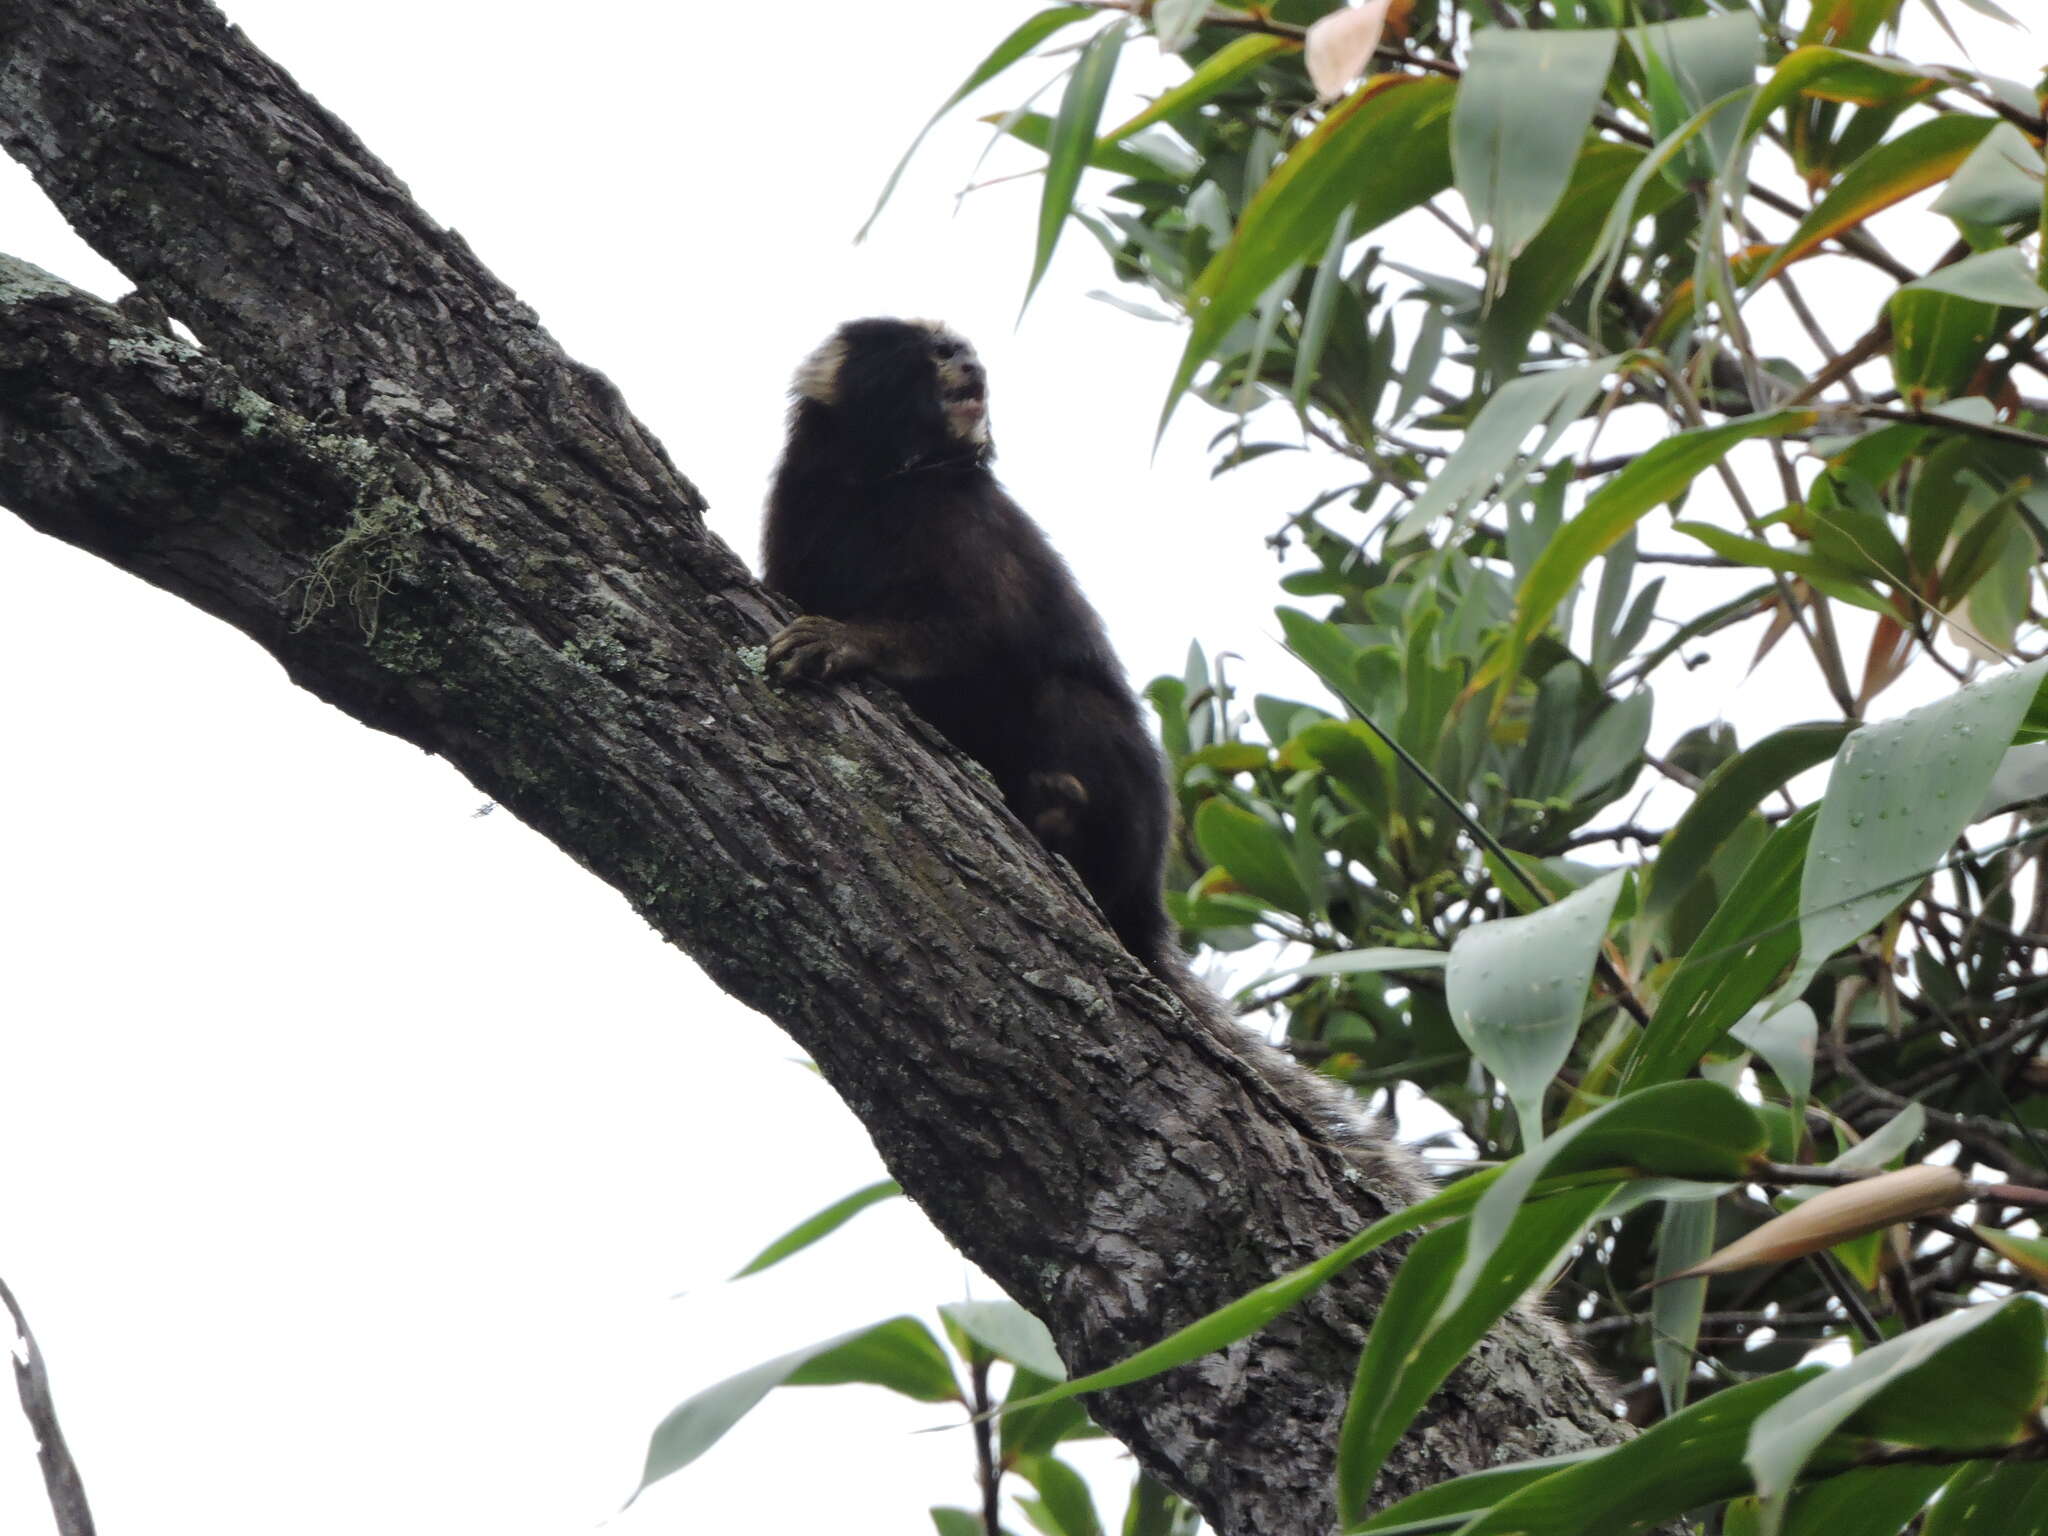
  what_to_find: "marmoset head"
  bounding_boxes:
[790,317,993,468]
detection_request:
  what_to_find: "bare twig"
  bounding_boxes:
[0,1276,96,1536]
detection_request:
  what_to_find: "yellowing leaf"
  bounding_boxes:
[1755,114,1997,285]
[1657,1165,1967,1283]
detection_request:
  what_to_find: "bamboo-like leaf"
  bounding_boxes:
[1024,23,1130,315]
[1924,1461,2048,1536]
[1385,1354,1829,1536]
[1162,74,1456,435]
[1445,869,1628,1146]
[1754,114,1997,285]
[1476,411,1815,696]
[1348,1453,1598,1534]
[1633,11,1761,179]
[1729,1001,1818,1108]
[858,5,1100,241]
[1623,811,1815,1091]
[1389,361,1611,545]
[1646,722,1855,923]
[638,1317,960,1492]
[1653,1197,1714,1414]
[1453,27,1618,267]
[1658,1165,1967,1284]
[1336,1185,1615,1523]
[940,1300,1066,1379]
[1195,798,1317,915]
[1740,46,1943,144]
[1787,658,2048,1003]
[1931,120,2044,224]
[730,1178,903,1278]
[1749,1300,2046,1531]
[1905,245,2048,308]
[1102,33,1297,141]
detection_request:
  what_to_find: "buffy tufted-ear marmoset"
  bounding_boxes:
[761,317,1429,1191]
[763,316,1172,964]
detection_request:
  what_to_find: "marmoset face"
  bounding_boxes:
[790,317,992,465]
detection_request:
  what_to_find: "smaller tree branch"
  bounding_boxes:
[0,1276,97,1536]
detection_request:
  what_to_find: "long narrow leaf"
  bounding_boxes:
[731,1178,903,1278]
[1024,23,1129,315]
[1162,75,1456,435]
[857,5,1099,241]
[1477,410,1815,696]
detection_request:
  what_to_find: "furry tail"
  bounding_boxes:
[1147,947,1433,1207]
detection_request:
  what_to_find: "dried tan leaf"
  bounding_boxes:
[1305,0,1392,103]
[1656,1164,1967,1283]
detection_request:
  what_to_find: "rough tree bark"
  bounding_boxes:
[0,3,1631,1530]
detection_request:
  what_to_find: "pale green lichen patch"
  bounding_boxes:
[735,643,769,675]
[562,619,631,676]
[0,254,72,305]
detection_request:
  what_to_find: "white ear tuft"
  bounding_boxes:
[790,335,848,404]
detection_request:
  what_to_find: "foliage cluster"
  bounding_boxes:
[652,2,2048,1531]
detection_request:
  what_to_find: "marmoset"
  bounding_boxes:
[762,317,1425,1190]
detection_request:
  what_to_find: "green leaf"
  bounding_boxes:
[1905,245,2048,308]
[1479,411,1815,695]
[1102,32,1296,141]
[1441,1370,1828,1536]
[1446,869,1628,1146]
[932,1508,986,1536]
[1932,120,2045,225]
[1780,1464,1953,1536]
[1756,114,1998,284]
[1016,1453,1106,1536]
[1025,22,1130,315]
[1624,811,1814,1091]
[858,6,1100,241]
[782,1316,964,1399]
[730,1178,902,1278]
[1293,206,1357,414]
[984,110,1197,182]
[1001,1365,1091,1461]
[1562,688,1652,803]
[1790,659,2048,1001]
[1001,1161,1614,1415]
[1670,521,1894,612]
[1646,722,1854,923]
[1635,10,1762,175]
[1453,27,1618,266]
[1121,1473,1186,1536]
[638,1317,960,1492]
[1653,1196,1714,1414]
[940,1300,1066,1379]
[1243,947,1449,991]
[1390,362,1611,544]
[1336,1183,1617,1524]
[1749,1300,2047,1531]
[1163,75,1456,434]
[1481,144,1678,385]
[1338,1084,1761,1516]
[1729,1001,1818,1107]
[1447,1083,1763,1322]
[1924,1460,2048,1535]
[1195,798,1317,915]
[1742,46,1943,144]
[1349,1452,1598,1534]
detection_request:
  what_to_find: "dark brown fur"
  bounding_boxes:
[763,317,1172,964]
[762,318,1431,1196]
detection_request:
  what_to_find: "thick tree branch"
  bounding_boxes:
[0,4,1631,1531]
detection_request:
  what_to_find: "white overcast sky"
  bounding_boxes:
[0,3,2025,1534]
